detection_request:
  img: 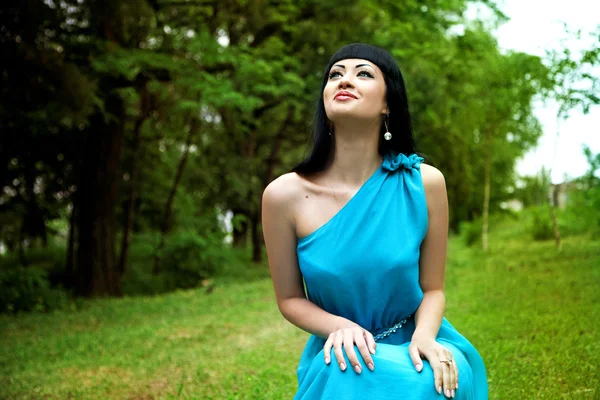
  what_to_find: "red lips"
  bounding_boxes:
[334,91,358,100]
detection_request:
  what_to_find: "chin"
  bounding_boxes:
[328,111,372,123]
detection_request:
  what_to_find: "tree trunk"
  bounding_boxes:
[17,224,27,267]
[262,107,290,187]
[118,79,150,276]
[250,209,262,263]
[251,106,292,263]
[550,115,562,250]
[64,203,76,289]
[153,118,198,274]
[231,208,249,248]
[75,93,125,297]
[549,185,562,250]
[481,132,491,252]
[0,138,8,192]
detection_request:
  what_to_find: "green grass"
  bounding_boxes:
[0,217,599,399]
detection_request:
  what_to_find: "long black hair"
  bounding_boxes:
[292,43,417,175]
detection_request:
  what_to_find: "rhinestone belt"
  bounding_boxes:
[372,314,413,342]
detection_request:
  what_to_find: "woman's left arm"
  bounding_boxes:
[408,164,458,399]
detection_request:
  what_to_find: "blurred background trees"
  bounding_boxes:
[0,0,598,310]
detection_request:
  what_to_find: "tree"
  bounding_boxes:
[545,24,600,250]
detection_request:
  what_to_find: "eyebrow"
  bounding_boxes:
[333,63,376,70]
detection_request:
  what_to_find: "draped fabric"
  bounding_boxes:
[294,153,488,400]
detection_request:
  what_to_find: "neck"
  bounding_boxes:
[328,118,382,186]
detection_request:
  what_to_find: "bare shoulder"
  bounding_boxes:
[419,163,448,211]
[419,163,446,192]
[262,172,304,212]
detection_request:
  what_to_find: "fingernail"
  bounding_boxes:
[415,363,422,372]
[325,357,330,364]
[368,362,374,371]
[437,386,442,394]
[354,365,361,374]
[370,347,375,354]
[446,389,451,397]
[340,362,346,371]
[456,383,459,390]
[452,390,456,397]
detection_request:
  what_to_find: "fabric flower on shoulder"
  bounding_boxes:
[382,152,424,173]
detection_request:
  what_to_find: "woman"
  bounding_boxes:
[261,43,487,399]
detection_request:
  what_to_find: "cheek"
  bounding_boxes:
[361,85,385,109]
[323,82,335,98]
[369,82,387,100]
[371,86,387,110]
[323,85,335,110]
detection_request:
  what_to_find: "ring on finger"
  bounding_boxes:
[440,359,452,367]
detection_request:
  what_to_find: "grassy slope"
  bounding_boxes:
[1,220,598,399]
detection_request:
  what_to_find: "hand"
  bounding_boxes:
[323,322,377,374]
[408,335,458,398]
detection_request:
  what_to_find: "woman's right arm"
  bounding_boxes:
[261,176,376,373]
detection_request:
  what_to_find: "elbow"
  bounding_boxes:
[277,296,303,322]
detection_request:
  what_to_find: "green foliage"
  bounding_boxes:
[0,267,69,313]
[548,25,600,115]
[527,205,555,241]
[0,245,66,271]
[515,167,551,207]
[459,219,482,247]
[121,231,229,295]
[582,144,600,189]
[560,186,600,238]
[159,231,225,288]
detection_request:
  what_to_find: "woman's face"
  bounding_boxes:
[323,58,388,125]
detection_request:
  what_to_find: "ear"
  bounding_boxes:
[381,106,389,115]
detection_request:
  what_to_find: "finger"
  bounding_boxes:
[343,330,362,374]
[333,332,346,371]
[356,332,374,371]
[444,350,454,398]
[448,355,455,398]
[444,350,456,397]
[439,350,451,398]
[408,343,423,372]
[453,355,459,392]
[363,330,377,355]
[323,336,333,365]
[425,350,443,395]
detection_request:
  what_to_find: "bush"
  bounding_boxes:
[159,231,226,289]
[528,205,555,241]
[0,267,69,313]
[560,186,600,237]
[121,230,229,295]
[459,219,482,247]
[0,245,66,271]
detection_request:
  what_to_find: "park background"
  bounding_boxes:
[0,0,598,399]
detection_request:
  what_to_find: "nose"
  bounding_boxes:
[338,75,354,89]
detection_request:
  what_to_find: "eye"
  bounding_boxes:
[358,71,373,78]
[329,71,342,79]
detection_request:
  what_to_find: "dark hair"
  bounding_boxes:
[292,43,417,175]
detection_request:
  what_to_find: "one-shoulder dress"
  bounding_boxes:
[294,152,488,399]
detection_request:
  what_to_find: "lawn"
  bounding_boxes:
[1,218,598,399]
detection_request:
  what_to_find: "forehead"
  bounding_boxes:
[330,58,379,71]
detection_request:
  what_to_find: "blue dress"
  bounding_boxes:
[294,152,488,399]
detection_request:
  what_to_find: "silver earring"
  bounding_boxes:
[384,115,392,140]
